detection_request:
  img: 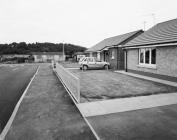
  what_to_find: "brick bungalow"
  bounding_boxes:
[85,30,143,70]
[73,52,85,62]
[124,18,177,82]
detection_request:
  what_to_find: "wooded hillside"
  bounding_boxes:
[0,42,87,55]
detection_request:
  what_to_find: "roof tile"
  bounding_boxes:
[86,30,143,52]
[125,18,177,47]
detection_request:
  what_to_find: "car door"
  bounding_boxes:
[95,58,104,68]
[87,58,96,68]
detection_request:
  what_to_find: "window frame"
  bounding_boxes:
[138,47,156,69]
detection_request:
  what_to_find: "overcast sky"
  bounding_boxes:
[0,0,177,48]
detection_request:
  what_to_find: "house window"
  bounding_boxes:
[97,52,100,61]
[139,48,156,68]
[151,48,156,64]
[140,49,144,63]
[145,49,150,64]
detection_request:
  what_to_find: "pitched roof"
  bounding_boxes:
[86,30,143,52]
[125,18,177,47]
[32,52,63,55]
[74,52,85,55]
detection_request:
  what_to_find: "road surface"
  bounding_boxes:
[87,104,177,140]
[0,64,38,132]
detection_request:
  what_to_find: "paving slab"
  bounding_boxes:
[77,92,177,117]
[116,71,177,87]
[5,64,96,140]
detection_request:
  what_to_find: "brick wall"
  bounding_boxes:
[108,47,125,70]
[100,52,104,61]
[117,47,125,70]
[108,48,118,69]
[92,52,97,58]
[127,46,177,78]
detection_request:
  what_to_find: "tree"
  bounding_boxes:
[0,42,87,55]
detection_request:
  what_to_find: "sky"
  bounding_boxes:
[0,0,177,48]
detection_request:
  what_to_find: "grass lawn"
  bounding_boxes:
[69,69,177,103]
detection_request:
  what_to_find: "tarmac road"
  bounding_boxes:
[0,64,38,132]
[87,104,177,140]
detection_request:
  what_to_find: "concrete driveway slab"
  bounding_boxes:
[77,92,177,117]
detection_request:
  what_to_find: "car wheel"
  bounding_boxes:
[104,65,108,70]
[83,65,88,71]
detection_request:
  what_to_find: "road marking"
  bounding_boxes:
[0,66,40,140]
[12,68,19,71]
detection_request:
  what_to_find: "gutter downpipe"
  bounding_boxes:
[117,47,119,70]
[125,49,128,72]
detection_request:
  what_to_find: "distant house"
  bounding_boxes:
[124,18,177,82]
[1,54,30,63]
[32,52,65,62]
[85,30,143,70]
[73,52,85,62]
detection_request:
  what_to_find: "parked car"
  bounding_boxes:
[79,57,110,70]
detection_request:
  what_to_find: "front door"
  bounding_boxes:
[104,51,109,62]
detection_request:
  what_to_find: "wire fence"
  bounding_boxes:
[55,63,80,103]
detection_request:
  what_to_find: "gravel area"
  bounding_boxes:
[5,64,95,140]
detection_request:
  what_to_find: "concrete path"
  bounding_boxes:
[77,92,177,117]
[5,64,96,140]
[115,71,177,87]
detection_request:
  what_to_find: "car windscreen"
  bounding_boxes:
[79,57,85,62]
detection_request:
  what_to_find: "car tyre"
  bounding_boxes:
[83,65,88,71]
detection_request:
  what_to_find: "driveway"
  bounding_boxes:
[69,69,177,103]
[0,64,38,132]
